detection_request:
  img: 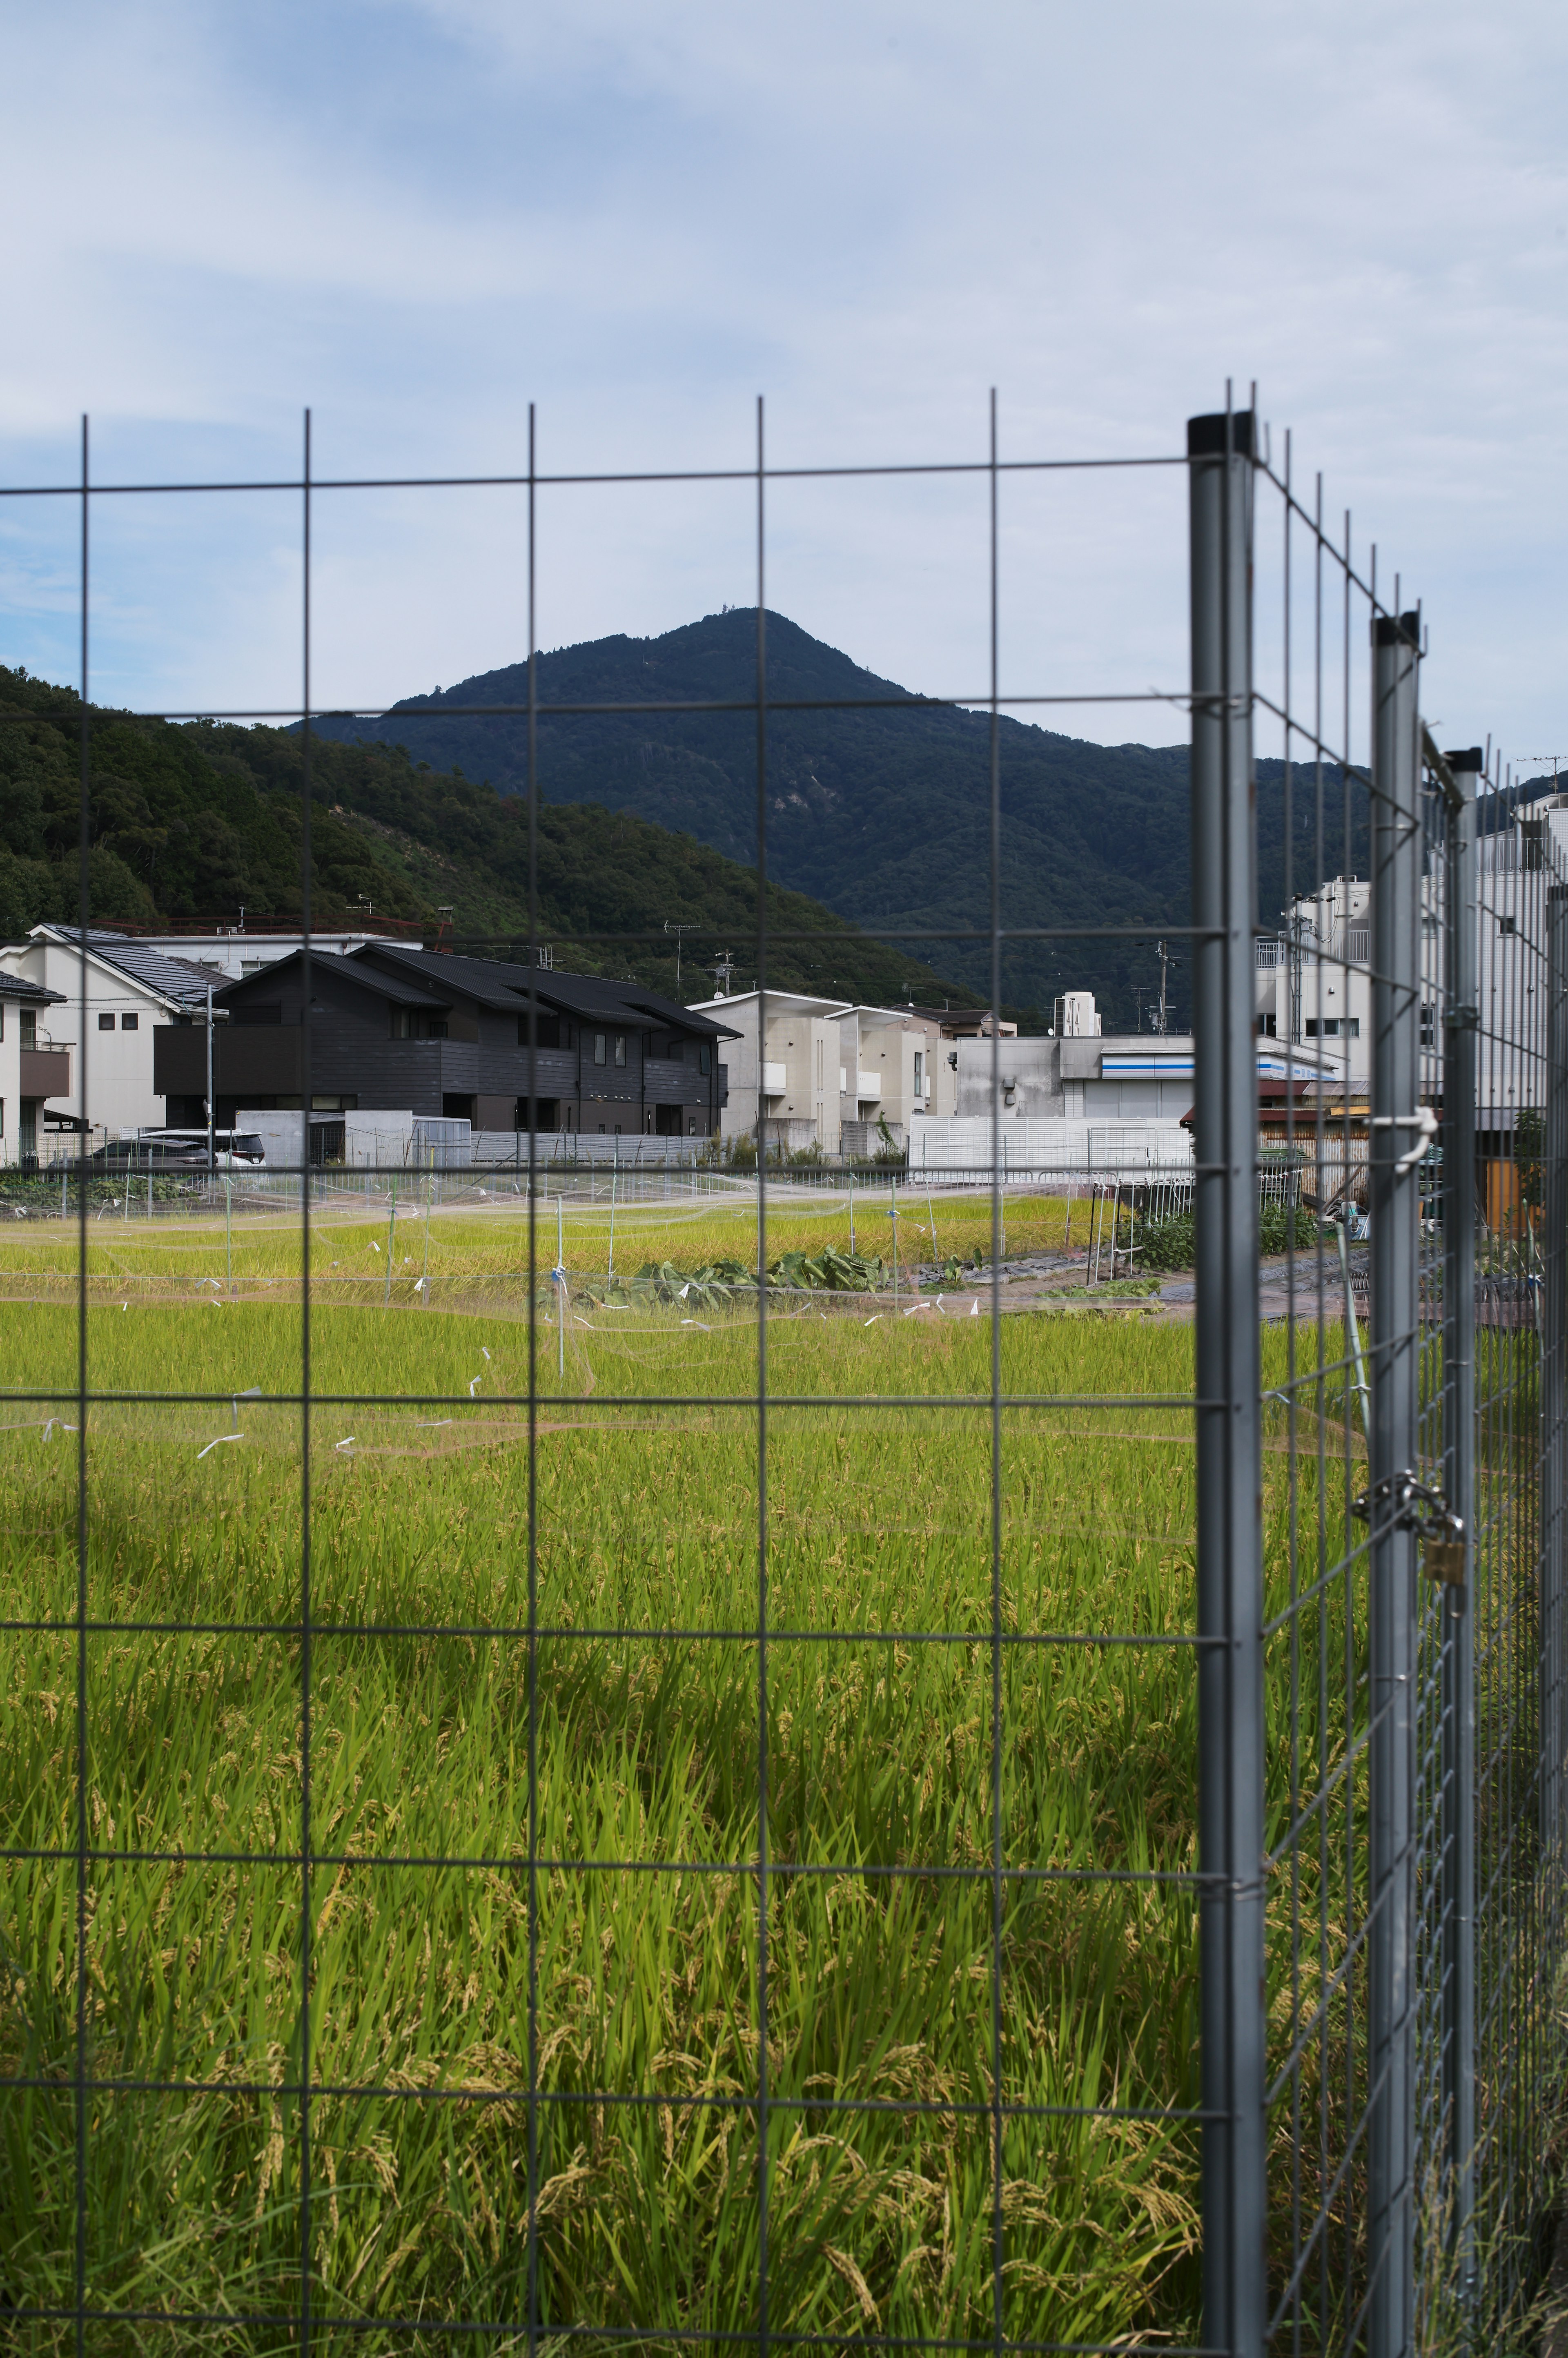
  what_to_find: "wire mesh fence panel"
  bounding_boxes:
[0,394,1564,2358]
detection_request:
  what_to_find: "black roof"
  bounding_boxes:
[214,950,448,1011]
[0,974,66,1004]
[354,947,740,1037]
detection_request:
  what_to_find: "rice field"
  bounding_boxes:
[0,1200,1368,2351]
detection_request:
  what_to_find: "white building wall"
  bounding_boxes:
[141,929,410,981]
[0,937,188,1139]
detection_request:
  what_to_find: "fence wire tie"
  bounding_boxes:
[1351,1468,1467,1606]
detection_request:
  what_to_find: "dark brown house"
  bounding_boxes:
[154,946,737,1138]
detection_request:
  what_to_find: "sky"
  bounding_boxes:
[0,0,1564,772]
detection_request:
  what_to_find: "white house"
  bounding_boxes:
[0,973,71,1166]
[0,927,215,1143]
[686,990,960,1153]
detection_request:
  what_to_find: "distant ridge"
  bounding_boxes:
[309,608,1388,1026]
[0,663,982,1014]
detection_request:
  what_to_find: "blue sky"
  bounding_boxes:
[1,0,1565,767]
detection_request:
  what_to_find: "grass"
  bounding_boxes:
[0,1202,1468,2350]
[0,1187,1092,1301]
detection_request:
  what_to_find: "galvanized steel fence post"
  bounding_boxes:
[1368,610,1423,2358]
[1542,885,1568,1884]
[1189,406,1266,2358]
[1441,747,1481,2309]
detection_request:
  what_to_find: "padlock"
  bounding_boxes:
[1423,1537,1466,1587]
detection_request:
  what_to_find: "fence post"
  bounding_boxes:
[1189,405,1266,2358]
[1441,748,1481,2309]
[1542,886,1568,1903]
[1368,609,1423,2358]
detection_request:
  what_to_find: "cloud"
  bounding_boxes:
[1,0,1565,758]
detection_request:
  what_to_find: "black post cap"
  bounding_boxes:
[1443,747,1486,772]
[1187,411,1255,457]
[1374,611,1421,648]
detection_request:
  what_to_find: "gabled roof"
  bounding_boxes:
[356,947,741,1038]
[27,925,216,1008]
[213,950,448,1011]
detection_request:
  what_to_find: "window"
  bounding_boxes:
[1257,1013,1278,1038]
[1420,1006,1436,1048]
[614,1034,627,1068]
[98,1011,115,1032]
[0,1004,4,1042]
[594,1033,607,1066]
[1498,915,1517,936]
[699,1044,711,1076]
[428,1020,448,1039]
[241,959,264,974]
[518,1014,561,1049]
[914,1051,925,1095]
[121,1012,138,1032]
[20,1010,35,1049]
[1305,1018,1360,1039]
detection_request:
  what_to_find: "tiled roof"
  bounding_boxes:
[0,973,65,1003]
[359,947,740,1037]
[35,926,216,1007]
[213,951,448,1010]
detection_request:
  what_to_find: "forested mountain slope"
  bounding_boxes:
[309,607,1391,1024]
[0,666,981,1013]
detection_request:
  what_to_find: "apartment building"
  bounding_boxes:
[686,990,958,1153]
[1256,793,1568,1120]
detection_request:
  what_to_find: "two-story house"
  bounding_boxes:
[0,974,71,1166]
[689,990,959,1154]
[0,925,218,1143]
[153,946,737,1141]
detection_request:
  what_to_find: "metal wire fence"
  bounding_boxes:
[0,393,1562,2356]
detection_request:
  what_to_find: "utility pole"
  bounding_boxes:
[664,919,696,992]
[205,982,216,1180]
[708,949,736,998]
[1156,939,1171,1037]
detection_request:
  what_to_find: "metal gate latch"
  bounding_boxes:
[1352,1469,1467,1603]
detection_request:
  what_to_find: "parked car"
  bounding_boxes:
[89,1131,267,1172]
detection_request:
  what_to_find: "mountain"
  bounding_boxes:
[0,666,984,1013]
[307,608,1394,1028]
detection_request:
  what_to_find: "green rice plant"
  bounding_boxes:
[0,1284,1414,2347]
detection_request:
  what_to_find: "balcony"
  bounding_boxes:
[20,1048,71,1100]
